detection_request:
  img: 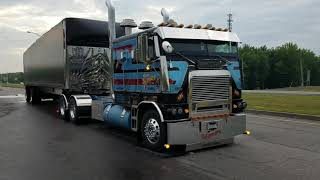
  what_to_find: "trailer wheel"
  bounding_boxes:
[141,109,166,151]
[58,96,69,121]
[69,97,80,124]
[31,87,41,104]
[25,87,31,103]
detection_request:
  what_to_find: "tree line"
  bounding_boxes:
[1,42,320,90]
[0,72,24,84]
[240,43,320,89]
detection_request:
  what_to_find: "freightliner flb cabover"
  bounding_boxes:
[24,0,247,151]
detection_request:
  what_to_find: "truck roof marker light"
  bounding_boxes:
[139,21,154,30]
[177,24,184,28]
[158,22,168,27]
[185,24,193,28]
[166,19,177,27]
[194,24,201,29]
[244,130,251,135]
[202,24,212,29]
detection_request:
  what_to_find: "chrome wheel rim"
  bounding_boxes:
[69,104,76,120]
[60,106,65,116]
[60,102,65,116]
[144,118,160,144]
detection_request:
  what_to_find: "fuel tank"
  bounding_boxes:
[103,104,131,129]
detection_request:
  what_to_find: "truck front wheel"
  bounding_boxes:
[141,110,166,151]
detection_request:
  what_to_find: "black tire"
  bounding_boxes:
[58,96,69,121]
[25,87,31,103]
[141,109,166,151]
[68,97,80,124]
[31,87,41,104]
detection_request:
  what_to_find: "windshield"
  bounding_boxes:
[165,39,238,56]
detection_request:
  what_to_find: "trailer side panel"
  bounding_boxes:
[24,21,66,88]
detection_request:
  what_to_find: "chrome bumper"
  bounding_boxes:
[166,114,246,151]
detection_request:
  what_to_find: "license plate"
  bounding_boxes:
[206,120,221,131]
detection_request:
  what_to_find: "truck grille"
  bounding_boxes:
[191,76,230,102]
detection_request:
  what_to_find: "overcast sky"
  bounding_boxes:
[0,0,319,73]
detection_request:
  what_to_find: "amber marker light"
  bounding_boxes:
[146,64,151,71]
[177,92,184,102]
[164,144,171,149]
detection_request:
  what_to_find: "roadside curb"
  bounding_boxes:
[247,109,320,121]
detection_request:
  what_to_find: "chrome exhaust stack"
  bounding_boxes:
[105,0,116,48]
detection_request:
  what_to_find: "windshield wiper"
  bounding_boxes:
[214,54,232,65]
[175,52,196,65]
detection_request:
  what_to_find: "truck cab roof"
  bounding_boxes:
[113,26,240,43]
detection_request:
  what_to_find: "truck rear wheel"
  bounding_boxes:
[141,110,166,151]
[59,96,69,121]
[68,97,80,124]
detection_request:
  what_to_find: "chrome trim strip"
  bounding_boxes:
[137,101,164,122]
[164,118,190,123]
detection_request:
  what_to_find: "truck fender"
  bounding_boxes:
[137,101,164,123]
[60,94,69,109]
[70,95,92,107]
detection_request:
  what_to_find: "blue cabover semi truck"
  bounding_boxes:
[23,0,247,151]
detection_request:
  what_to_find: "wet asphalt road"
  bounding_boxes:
[1,87,320,180]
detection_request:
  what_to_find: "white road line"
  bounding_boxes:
[248,114,320,126]
[0,95,25,98]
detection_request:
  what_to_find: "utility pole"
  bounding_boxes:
[300,59,304,87]
[227,13,233,32]
[306,70,311,86]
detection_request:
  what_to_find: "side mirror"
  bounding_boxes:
[162,41,174,54]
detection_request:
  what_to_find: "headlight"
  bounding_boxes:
[171,108,177,115]
[167,107,185,116]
